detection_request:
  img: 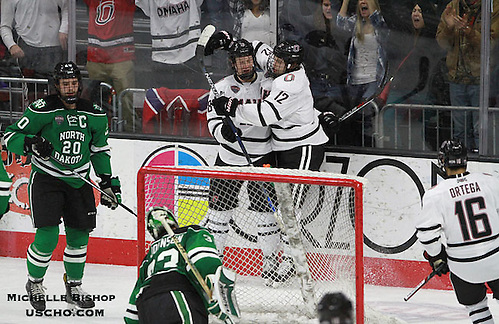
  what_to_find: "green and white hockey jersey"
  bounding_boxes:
[4,95,112,188]
[0,156,11,215]
[124,225,222,324]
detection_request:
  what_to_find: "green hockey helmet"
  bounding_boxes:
[146,206,178,240]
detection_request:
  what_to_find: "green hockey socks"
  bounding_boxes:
[26,226,90,281]
[27,226,59,279]
[63,227,89,281]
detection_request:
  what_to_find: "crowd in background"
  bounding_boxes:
[0,0,498,152]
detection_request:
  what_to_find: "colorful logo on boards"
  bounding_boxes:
[141,145,210,226]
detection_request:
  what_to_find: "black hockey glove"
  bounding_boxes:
[204,31,233,56]
[319,111,340,136]
[99,175,122,210]
[24,135,53,161]
[220,118,242,143]
[423,246,449,276]
[212,96,239,117]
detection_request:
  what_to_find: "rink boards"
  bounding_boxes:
[2,137,499,290]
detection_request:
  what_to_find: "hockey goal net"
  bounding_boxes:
[137,165,365,323]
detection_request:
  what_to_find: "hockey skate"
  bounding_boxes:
[63,273,95,308]
[26,278,46,311]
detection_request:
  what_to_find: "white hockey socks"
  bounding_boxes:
[256,211,280,256]
[466,297,494,324]
[203,209,233,256]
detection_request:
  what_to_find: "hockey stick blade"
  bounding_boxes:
[196,25,216,64]
[198,24,216,47]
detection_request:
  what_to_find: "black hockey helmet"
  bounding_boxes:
[146,206,178,240]
[267,40,304,77]
[438,139,468,171]
[228,39,256,81]
[317,292,353,324]
[53,61,82,104]
[274,40,303,69]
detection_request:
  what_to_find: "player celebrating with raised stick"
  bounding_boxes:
[3,61,122,311]
[202,38,282,281]
[416,139,499,324]
[206,33,339,283]
[210,37,331,172]
[124,206,240,324]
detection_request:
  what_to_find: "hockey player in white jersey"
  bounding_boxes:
[212,39,330,171]
[208,35,339,284]
[202,39,283,282]
[416,139,499,324]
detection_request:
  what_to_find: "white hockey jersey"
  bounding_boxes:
[135,0,203,64]
[416,172,499,283]
[207,72,272,166]
[234,41,328,152]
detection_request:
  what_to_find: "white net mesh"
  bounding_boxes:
[138,166,365,323]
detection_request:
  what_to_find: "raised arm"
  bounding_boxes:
[339,0,350,17]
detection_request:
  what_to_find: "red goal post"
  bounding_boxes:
[137,165,365,322]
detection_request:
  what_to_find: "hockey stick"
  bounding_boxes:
[196,25,257,168]
[157,215,236,324]
[392,64,428,104]
[403,263,446,301]
[16,58,29,108]
[197,25,279,212]
[338,71,392,123]
[36,153,137,217]
[156,215,212,298]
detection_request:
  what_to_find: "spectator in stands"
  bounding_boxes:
[135,0,206,89]
[204,0,232,32]
[383,1,444,149]
[303,0,348,104]
[0,0,68,79]
[337,0,389,147]
[279,0,315,43]
[84,0,137,133]
[436,0,499,152]
[229,0,273,46]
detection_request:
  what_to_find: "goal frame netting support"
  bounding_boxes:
[137,165,365,322]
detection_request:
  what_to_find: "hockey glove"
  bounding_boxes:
[423,246,449,276]
[204,31,233,56]
[99,175,122,210]
[220,118,242,143]
[24,135,53,160]
[206,266,240,321]
[212,96,239,117]
[319,111,340,136]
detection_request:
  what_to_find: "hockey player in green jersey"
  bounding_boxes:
[124,206,240,324]
[0,146,11,219]
[3,61,122,311]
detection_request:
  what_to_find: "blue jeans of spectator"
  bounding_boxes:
[310,79,344,102]
[449,82,479,150]
[347,82,378,146]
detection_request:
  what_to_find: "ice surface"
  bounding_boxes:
[0,257,497,323]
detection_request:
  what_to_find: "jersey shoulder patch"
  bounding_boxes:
[77,99,106,114]
[29,95,61,112]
